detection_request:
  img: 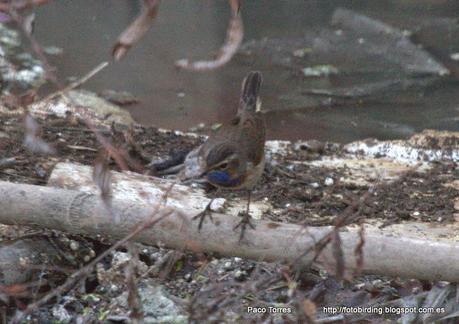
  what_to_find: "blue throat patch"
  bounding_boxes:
[207,171,242,187]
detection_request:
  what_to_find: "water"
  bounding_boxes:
[34,0,459,142]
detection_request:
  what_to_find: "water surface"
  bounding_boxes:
[34,0,459,142]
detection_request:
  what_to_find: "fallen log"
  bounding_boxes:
[0,162,458,282]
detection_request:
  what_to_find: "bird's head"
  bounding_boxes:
[203,144,246,188]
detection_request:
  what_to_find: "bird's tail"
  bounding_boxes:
[239,71,262,112]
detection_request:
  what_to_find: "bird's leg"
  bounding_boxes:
[192,189,219,231]
[234,190,256,241]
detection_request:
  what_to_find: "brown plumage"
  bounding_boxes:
[180,71,265,189]
[180,71,266,240]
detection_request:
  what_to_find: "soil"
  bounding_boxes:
[0,113,458,322]
[2,114,456,228]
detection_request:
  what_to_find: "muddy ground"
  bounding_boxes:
[0,112,458,323]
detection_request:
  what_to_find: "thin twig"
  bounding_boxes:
[37,61,109,104]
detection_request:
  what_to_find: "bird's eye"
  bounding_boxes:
[219,162,228,169]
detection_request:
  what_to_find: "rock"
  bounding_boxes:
[234,270,247,281]
[52,304,72,323]
[302,65,338,77]
[210,198,226,212]
[99,89,139,106]
[345,130,459,164]
[44,46,63,56]
[408,130,459,150]
[115,281,187,323]
[69,240,79,251]
[294,140,325,153]
[324,177,334,186]
[184,273,192,282]
[0,23,45,89]
[223,261,233,270]
[96,251,148,288]
[29,89,134,125]
[0,238,62,285]
[66,90,134,125]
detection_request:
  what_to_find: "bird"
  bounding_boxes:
[179,71,266,240]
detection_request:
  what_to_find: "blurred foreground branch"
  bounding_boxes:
[112,0,161,61]
[175,0,243,71]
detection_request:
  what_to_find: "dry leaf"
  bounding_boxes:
[175,0,243,71]
[112,0,161,61]
[93,149,112,202]
[302,299,317,322]
[23,114,56,155]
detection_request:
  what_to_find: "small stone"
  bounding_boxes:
[69,240,79,251]
[177,91,185,98]
[402,29,412,37]
[324,177,334,186]
[234,270,246,281]
[83,294,101,303]
[292,48,312,58]
[310,182,320,188]
[52,305,71,322]
[44,46,63,55]
[302,65,339,77]
[223,261,232,270]
[450,53,459,61]
[211,123,222,131]
[184,273,192,282]
[210,198,226,212]
[233,257,242,262]
[150,252,161,261]
[412,211,420,217]
[110,284,119,292]
[0,131,9,139]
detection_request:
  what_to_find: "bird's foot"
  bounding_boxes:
[233,211,256,241]
[192,202,214,231]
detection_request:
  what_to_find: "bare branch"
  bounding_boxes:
[112,0,161,61]
[0,0,51,12]
[175,0,243,71]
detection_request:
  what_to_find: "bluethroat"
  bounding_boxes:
[179,71,266,240]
